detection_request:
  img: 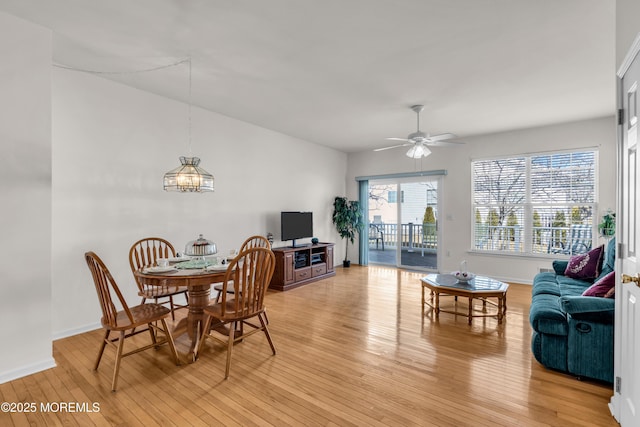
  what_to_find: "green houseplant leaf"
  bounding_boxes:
[332,196,364,264]
[598,211,616,237]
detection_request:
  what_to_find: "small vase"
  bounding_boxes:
[460,260,467,276]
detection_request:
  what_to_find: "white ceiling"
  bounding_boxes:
[0,0,616,153]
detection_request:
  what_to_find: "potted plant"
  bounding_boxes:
[598,210,616,237]
[332,196,364,267]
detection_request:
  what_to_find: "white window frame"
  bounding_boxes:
[471,148,599,258]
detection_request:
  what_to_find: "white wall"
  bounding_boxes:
[616,0,640,67]
[52,68,347,336]
[0,12,55,382]
[348,116,616,283]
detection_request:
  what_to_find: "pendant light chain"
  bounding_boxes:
[54,56,214,193]
[188,57,193,157]
[163,56,215,192]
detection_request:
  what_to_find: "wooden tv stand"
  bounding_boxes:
[270,243,335,291]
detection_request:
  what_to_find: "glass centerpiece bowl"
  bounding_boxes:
[182,234,217,268]
[452,260,475,282]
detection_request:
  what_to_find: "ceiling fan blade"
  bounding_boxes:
[426,133,457,142]
[374,143,412,152]
[425,140,465,147]
[385,137,411,142]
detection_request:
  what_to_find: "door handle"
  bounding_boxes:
[622,273,640,287]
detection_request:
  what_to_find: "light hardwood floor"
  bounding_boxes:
[0,266,619,426]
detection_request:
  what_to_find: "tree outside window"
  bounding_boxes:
[472,150,596,255]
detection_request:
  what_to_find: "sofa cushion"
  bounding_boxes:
[556,275,592,297]
[560,283,592,298]
[582,271,615,298]
[595,238,616,282]
[564,245,604,280]
[532,280,562,297]
[531,272,562,297]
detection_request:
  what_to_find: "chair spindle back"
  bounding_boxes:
[239,235,271,252]
[220,247,275,319]
[85,251,133,328]
[129,237,176,291]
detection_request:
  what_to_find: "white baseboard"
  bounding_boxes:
[491,275,533,285]
[0,357,56,384]
[0,323,102,384]
[52,322,101,341]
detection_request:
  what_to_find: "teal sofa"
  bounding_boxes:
[529,238,615,383]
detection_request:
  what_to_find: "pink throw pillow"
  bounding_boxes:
[604,286,615,298]
[565,245,604,280]
[582,271,615,297]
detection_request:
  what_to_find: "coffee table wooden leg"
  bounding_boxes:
[468,297,473,324]
[434,291,440,317]
[421,283,425,313]
[498,295,504,324]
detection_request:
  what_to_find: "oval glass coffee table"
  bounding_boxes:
[421,274,509,324]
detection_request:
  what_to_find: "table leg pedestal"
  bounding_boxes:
[172,283,211,363]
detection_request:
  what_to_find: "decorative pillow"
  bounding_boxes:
[582,271,615,297]
[564,245,604,280]
[604,286,615,299]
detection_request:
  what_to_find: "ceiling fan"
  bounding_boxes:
[374,105,462,158]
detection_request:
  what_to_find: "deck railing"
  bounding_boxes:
[474,224,592,254]
[369,223,593,255]
[369,223,436,252]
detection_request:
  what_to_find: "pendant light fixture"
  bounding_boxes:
[163,58,214,192]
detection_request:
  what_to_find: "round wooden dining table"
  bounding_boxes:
[134,266,228,363]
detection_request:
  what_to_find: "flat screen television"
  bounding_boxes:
[281,211,313,247]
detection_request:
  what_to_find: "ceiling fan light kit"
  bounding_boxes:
[406,143,431,159]
[376,104,462,159]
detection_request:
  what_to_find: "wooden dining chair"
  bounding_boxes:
[212,235,271,303]
[197,246,276,379]
[129,237,188,320]
[85,251,179,391]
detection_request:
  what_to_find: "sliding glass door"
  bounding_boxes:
[368,182,398,265]
[367,177,441,271]
[399,180,439,269]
